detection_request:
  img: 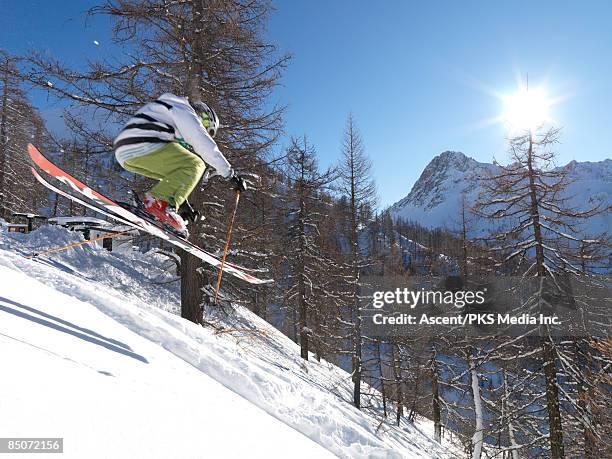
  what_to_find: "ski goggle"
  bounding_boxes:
[200,113,216,137]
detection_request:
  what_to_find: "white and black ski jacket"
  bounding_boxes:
[113,93,233,178]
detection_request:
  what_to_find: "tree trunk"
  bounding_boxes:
[542,340,565,458]
[526,134,546,277]
[408,369,420,422]
[252,291,260,318]
[392,341,403,426]
[298,173,309,360]
[376,338,387,417]
[352,303,362,408]
[526,133,564,458]
[0,61,9,219]
[179,0,207,325]
[502,368,520,459]
[298,277,309,360]
[469,350,484,459]
[52,193,59,217]
[179,187,204,324]
[350,244,362,407]
[431,355,442,443]
[577,344,596,458]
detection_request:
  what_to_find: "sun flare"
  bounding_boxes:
[501,86,552,131]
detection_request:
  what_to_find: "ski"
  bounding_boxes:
[28,144,273,285]
[30,167,137,229]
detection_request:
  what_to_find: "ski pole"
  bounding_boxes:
[214,189,241,305]
[24,229,133,259]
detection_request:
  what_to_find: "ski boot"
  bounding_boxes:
[140,192,188,235]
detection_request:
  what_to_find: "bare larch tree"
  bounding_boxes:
[474,126,607,458]
[337,113,376,408]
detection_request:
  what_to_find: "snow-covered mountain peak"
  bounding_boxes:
[390,152,610,236]
[433,150,474,168]
[420,151,477,178]
[394,151,490,212]
[564,157,611,180]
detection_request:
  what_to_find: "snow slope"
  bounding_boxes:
[0,226,460,459]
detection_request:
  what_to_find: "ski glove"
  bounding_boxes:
[228,174,248,193]
[202,167,246,192]
[178,200,200,223]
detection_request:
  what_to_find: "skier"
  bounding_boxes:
[113,93,247,234]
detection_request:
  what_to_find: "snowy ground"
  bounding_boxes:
[0,225,461,458]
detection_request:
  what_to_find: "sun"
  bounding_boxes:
[501,85,552,131]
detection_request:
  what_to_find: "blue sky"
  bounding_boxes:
[1,1,611,207]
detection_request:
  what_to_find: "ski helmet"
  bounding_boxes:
[191,100,220,138]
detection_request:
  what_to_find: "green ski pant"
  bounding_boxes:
[123,142,206,209]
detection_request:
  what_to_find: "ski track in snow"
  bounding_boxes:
[0,225,460,459]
